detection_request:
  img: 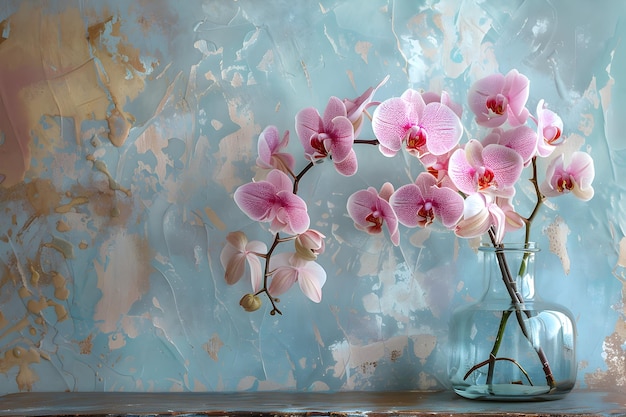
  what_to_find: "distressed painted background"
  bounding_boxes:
[0,0,624,394]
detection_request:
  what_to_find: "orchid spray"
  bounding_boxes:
[221,69,594,389]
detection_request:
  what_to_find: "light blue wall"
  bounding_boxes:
[0,0,624,393]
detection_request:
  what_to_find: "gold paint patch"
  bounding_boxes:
[0,4,152,188]
[203,334,224,361]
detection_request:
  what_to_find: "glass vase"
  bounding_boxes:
[448,243,577,401]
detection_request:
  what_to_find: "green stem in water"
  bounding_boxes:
[463,353,533,387]
[486,310,513,385]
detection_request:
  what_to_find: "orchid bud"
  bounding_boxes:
[294,229,326,261]
[239,294,262,312]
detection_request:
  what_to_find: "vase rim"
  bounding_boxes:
[478,242,540,252]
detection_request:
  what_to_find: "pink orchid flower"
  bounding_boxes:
[540,151,595,201]
[256,125,295,174]
[390,172,464,229]
[535,99,564,157]
[347,182,400,246]
[234,169,310,235]
[220,231,267,292]
[454,193,507,244]
[344,75,389,137]
[268,252,327,303]
[295,96,358,176]
[372,88,463,158]
[294,229,326,261]
[448,139,524,198]
[468,69,530,128]
[482,126,538,166]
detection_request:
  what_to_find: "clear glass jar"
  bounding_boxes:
[448,243,577,400]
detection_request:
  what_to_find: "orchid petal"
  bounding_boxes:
[494,126,538,165]
[322,96,348,127]
[257,125,281,168]
[379,182,395,201]
[333,149,358,176]
[296,260,327,303]
[344,76,389,136]
[430,186,465,228]
[221,246,246,285]
[391,183,425,228]
[327,115,355,163]
[257,126,296,173]
[400,89,427,114]
[568,151,595,190]
[464,139,485,167]
[268,259,298,296]
[224,230,247,249]
[482,144,524,188]
[487,203,507,244]
[447,148,476,196]
[496,196,525,232]
[347,188,377,228]
[420,102,463,155]
[247,253,264,293]
[372,97,412,155]
[271,191,310,235]
[378,142,398,157]
[295,107,323,157]
[234,181,277,222]
[266,169,294,193]
[455,194,492,239]
[503,69,530,126]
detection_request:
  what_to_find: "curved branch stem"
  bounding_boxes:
[463,354,533,386]
[254,139,380,313]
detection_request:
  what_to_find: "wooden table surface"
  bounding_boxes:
[0,389,624,416]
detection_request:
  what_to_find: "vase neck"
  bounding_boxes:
[480,243,539,302]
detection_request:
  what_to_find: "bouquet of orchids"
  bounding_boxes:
[221,69,595,319]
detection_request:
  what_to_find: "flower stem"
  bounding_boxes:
[257,233,283,315]
[524,156,546,244]
[258,140,382,312]
[463,353,533,386]
[478,229,556,390]
[486,309,513,385]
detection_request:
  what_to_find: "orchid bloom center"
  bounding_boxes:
[310,133,329,158]
[486,94,508,116]
[417,201,435,226]
[476,167,496,190]
[365,210,383,233]
[405,125,428,154]
[557,175,574,192]
[543,126,562,145]
[427,166,439,177]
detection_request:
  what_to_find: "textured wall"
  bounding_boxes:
[0,0,624,393]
